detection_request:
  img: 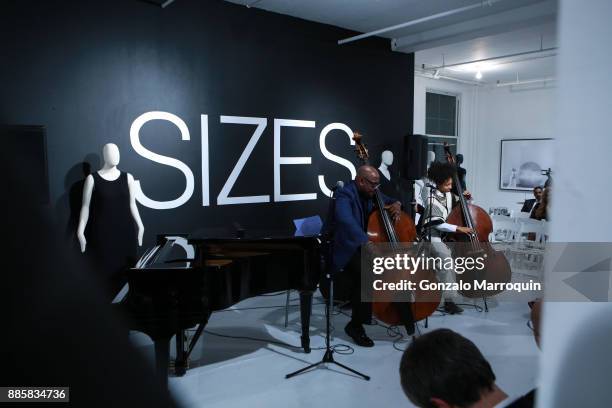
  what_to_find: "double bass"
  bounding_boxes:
[352,132,441,324]
[443,143,512,297]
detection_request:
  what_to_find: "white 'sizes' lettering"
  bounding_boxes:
[130,111,356,210]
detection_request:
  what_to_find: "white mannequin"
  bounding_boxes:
[426,151,436,168]
[76,143,144,253]
[414,151,437,194]
[378,150,393,181]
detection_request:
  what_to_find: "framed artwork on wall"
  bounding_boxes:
[499,138,554,191]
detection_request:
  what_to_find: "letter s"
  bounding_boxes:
[318,123,357,197]
[130,111,195,210]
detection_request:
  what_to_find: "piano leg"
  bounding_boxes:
[299,290,313,353]
[175,314,210,377]
[175,329,187,376]
[153,336,171,389]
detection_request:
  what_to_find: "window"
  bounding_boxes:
[426,91,458,137]
[425,90,459,159]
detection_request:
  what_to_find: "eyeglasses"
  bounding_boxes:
[362,177,380,189]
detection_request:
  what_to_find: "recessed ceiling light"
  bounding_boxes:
[475,71,483,80]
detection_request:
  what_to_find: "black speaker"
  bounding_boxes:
[402,134,428,181]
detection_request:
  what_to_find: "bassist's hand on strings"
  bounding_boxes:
[384,201,402,222]
[456,226,474,235]
[463,190,472,200]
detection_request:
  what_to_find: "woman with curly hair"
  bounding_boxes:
[420,161,474,314]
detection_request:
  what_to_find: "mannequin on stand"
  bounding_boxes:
[378,150,393,181]
[377,150,396,197]
[77,143,144,300]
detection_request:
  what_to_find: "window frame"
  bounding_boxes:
[424,89,460,139]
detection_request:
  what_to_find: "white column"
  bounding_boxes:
[537,1,612,407]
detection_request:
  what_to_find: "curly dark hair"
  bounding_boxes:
[427,161,456,185]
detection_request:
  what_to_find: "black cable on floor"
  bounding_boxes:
[332,308,409,352]
[196,328,355,355]
[434,302,484,315]
[456,302,485,312]
[369,316,412,352]
[192,294,355,355]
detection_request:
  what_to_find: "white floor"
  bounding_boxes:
[129,293,540,408]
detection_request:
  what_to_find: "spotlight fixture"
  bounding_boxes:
[475,71,483,80]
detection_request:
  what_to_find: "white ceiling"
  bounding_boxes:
[415,21,557,84]
[225,0,559,84]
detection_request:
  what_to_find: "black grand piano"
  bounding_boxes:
[120,230,323,386]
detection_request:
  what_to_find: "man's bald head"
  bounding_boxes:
[356,165,380,197]
[357,165,378,178]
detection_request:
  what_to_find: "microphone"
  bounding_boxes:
[425,183,437,190]
[331,181,344,191]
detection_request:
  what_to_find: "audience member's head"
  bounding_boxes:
[533,186,543,201]
[534,186,551,220]
[399,329,506,408]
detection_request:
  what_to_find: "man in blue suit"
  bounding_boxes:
[332,165,402,347]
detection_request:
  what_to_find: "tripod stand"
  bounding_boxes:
[285,270,370,381]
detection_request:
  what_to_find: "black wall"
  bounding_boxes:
[1,0,414,248]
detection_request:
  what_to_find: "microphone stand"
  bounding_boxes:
[415,183,438,330]
[286,185,370,381]
[424,182,437,244]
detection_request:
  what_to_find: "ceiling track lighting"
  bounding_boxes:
[496,77,556,87]
[425,46,557,72]
[415,69,480,86]
[339,0,503,45]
